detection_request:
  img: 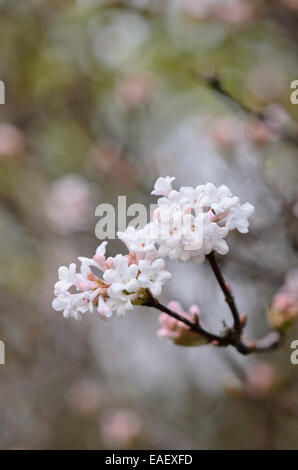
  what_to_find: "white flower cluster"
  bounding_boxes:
[121,177,254,263]
[52,177,254,320]
[53,240,172,320]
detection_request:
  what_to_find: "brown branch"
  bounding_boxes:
[194,74,298,147]
[146,252,283,356]
[152,299,223,344]
[151,299,282,355]
[99,1,153,18]
[205,76,264,118]
[206,251,242,333]
[252,331,282,352]
[206,251,283,353]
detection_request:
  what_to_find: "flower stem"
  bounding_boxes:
[153,300,223,343]
[149,298,282,355]
[206,251,242,333]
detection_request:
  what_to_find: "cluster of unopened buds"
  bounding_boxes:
[53,177,290,356]
[268,270,298,333]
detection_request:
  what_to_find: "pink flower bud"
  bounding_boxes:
[248,120,279,145]
[189,304,200,316]
[268,271,298,332]
[153,208,161,221]
[93,254,107,271]
[157,301,206,347]
[87,272,99,282]
[105,257,115,269]
[167,300,184,314]
[127,251,137,266]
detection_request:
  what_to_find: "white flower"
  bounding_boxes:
[103,254,143,317]
[179,185,205,207]
[157,189,185,208]
[105,289,135,317]
[225,202,255,233]
[154,202,192,261]
[199,183,253,235]
[52,290,93,320]
[155,211,228,263]
[78,241,108,274]
[104,255,140,294]
[156,202,189,242]
[157,240,186,262]
[103,255,141,314]
[138,258,172,296]
[53,244,112,320]
[52,177,255,323]
[54,263,81,295]
[97,296,113,319]
[151,176,175,197]
[117,224,157,261]
[200,217,229,256]
[151,177,254,262]
[53,241,172,321]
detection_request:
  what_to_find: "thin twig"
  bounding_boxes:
[253,331,282,352]
[195,74,298,147]
[147,254,282,358]
[205,76,264,118]
[153,299,223,343]
[151,299,282,355]
[206,251,242,333]
[99,1,153,17]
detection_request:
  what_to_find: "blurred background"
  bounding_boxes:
[0,0,298,450]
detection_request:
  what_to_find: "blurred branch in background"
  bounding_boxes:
[209,77,298,147]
